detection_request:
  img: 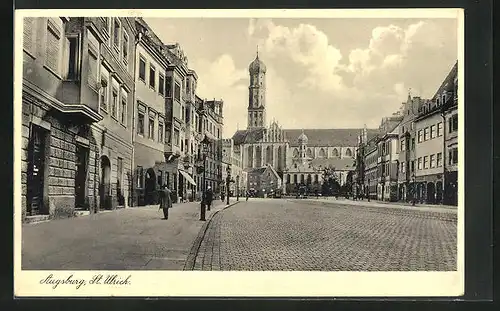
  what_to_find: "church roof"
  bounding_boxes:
[232,128,379,146]
[232,128,266,145]
[283,128,378,147]
[246,167,267,175]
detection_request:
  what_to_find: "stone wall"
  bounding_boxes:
[21,90,99,221]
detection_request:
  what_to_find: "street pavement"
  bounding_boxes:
[190,198,457,271]
[22,199,235,270]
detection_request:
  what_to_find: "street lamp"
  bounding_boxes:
[199,135,211,221]
[236,175,240,201]
[412,172,416,206]
[226,165,232,205]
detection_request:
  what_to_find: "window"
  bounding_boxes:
[181,107,185,122]
[148,116,155,140]
[46,21,61,73]
[158,170,163,186]
[111,88,118,118]
[437,122,443,136]
[120,95,127,125]
[122,32,129,64]
[437,152,443,167]
[113,18,120,50]
[158,122,164,143]
[400,139,406,151]
[401,161,405,173]
[139,57,146,82]
[411,138,415,150]
[149,65,156,89]
[430,125,436,139]
[166,76,172,97]
[23,17,35,53]
[159,74,165,95]
[411,160,415,172]
[418,157,422,170]
[449,147,458,165]
[137,110,145,135]
[449,114,458,133]
[173,129,180,146]
[88,49,99,87]
[418,130,423,143]
[430,154,436,168]
[137,166,144,188]
[423,156,429,169]
[99,77,108,111]
[64,36,79,80]
[424,127,429,141]
[174,82,181,101]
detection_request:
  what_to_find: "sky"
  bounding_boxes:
[144,17,458,137]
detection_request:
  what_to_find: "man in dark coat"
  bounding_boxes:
[158,185,172,220]
[205,186,214,210]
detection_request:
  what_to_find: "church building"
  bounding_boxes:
[231,51,378,195]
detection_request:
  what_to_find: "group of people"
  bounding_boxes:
[157,185,215,220]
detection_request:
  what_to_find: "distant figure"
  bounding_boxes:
[221,192,225,202]
[158,185,172,220]
[246,191,249,201]
[205,186,214,210]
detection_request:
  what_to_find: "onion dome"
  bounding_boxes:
[249,48,266,74]
[298,130,308,144]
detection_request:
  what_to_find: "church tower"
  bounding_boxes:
[247,48,267,129]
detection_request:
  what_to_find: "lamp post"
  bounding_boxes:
[236,175,240,201]
[199,135,211,221]
[412,172,416,206]
[226,165,231,205]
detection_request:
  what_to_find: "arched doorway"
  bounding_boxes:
[144,168,157,205]
[100,156,111,210]
[427,182,436,204]
[435,181,443,204]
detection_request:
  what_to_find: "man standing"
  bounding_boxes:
[205,186,214,210]
[158,185,172,220]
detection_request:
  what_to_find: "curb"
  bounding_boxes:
[183,201,240,270]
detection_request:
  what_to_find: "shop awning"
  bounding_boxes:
[179,170,196,186]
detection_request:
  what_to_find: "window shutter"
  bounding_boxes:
[23,18,34,52]
[46,26,60,72]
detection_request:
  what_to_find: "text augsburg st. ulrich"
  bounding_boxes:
[39,273,131,289]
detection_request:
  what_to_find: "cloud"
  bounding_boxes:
[238,19,457,130]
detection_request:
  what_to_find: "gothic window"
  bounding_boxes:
[255,146,262,167]
[319,148,326,158]
[306,148,313,158]
[333,148,339,157]
[346,148,353,157]
[293,148,299,158]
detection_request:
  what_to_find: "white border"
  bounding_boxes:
[14,9,464,297]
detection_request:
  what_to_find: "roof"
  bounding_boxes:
[432,61,458,100]
[246,167,267,175]
[283,128,379,147]
[232,128,266,145]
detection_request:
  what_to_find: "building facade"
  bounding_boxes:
[443,66,458,205]
[21,17,139,222]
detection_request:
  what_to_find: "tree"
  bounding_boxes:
[320,165,341,196]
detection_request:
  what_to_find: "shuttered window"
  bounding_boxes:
[46,22,61,73]
[23,17,34,53]
[87,50,98,88]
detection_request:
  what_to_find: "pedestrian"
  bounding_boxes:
[221,191,225,202]
[246,190,249,201]
[158,184,172,220]
[205,186,213,210]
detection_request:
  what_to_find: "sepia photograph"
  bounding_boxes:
[14,9,464,297]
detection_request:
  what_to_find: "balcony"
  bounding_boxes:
[164,144,181,162]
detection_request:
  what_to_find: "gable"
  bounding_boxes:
[283,128,378,147]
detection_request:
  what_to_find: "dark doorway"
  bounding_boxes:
[145,168,157,205]
[100,156,112,210]
[26,125,48,216]
[435,181,443,204]
[427,182,436,204]
[178,174,184,201]
[75,145,89,209]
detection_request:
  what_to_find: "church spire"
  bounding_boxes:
[256,45,259,58]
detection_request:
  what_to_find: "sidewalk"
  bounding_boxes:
[22,199,238,270]
[292,197,457,214]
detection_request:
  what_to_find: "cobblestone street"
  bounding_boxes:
[191,198,457,271]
